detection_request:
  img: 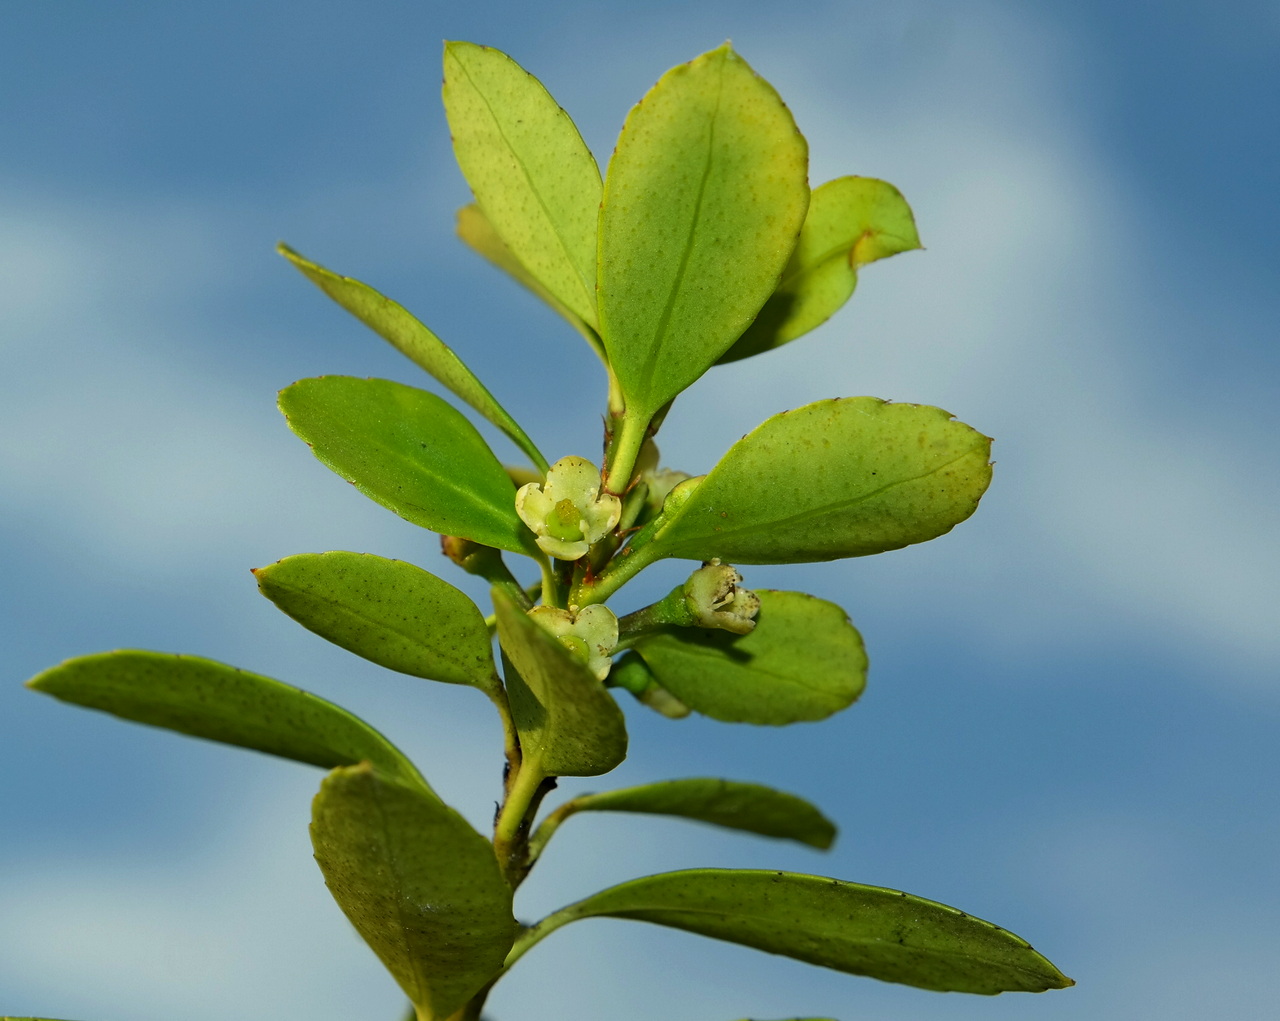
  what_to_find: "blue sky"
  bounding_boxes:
[2,2,1277,1019]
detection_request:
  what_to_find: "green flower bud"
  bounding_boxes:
[660,474,704,516]
[683,559,760,635]
[644,467,694,515]
[528,603,619,681]
[515,456,622,561]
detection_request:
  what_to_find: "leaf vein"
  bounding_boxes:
[456,57,593,315]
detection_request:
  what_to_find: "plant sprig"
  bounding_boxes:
[23,39,1071,1021]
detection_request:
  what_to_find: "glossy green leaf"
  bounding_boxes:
[311,763,516,1019]
[543,869,1074,994]
[279,376,540,558]
[721,177,921,363]
[443,41,601,329]
[598,43,809,420]
[278,243,548,473]
[570,778,836,848]
[253,552,499,693]
[650,398,992,564]
[27,651,429,793]
[632,590,865,725]
[493,588,627,777]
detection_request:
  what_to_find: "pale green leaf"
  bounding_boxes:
[253,552,499,692]
[598,43,809,420]
[539,869,1074,994]
[632,591,865,725]
[279,376,541,558]
[570,778,835,848]
[278,243,547,473]
[650,398,992,563]
[721,176,922,362]
[493,588,627,777]
[27,651,429,793]
[311,764,516,1018]
[456,203,606,364]
[443,41,601,329]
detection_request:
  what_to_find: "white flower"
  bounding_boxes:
[515,456,622,560]
[683,559,760,635]
[528,604,619,681]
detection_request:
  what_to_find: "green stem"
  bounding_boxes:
[484,683,521,778]
[525,797,582,865]
[445,977,498,1021]
[538,553,565,609]
[606,365,625,419]
[502,901,588,973]
[447,542,535,613]
[575,529,666,606]
[616,586,694,642]
[492,758,552,887]
[602,409,650,496]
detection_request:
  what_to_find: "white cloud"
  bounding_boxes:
[0,194,418,583]
[0,771,404,1019]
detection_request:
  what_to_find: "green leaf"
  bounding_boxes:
[631,591,865,725]
[598,43,809,421]
[253,552,499,693]
[493,587,627,777]
[27,651,429,793]
[570,778,836,848]
[456,203,608,368]
[541,869,1074,994]
[279,376,541,558]
[277,243,548,473]
[650,398,992,564]
[311,763,516,1019]
[721,176,922,363]
[443,41,602,330]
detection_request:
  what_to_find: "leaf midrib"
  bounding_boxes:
[595,899,1049,979]
[667,442,984,550]
[269,577,490,686]
[454,54,594,319]
[634,59,726,408]
[347,412,519,543]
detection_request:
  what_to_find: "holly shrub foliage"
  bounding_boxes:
[23,41,1072,1021]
